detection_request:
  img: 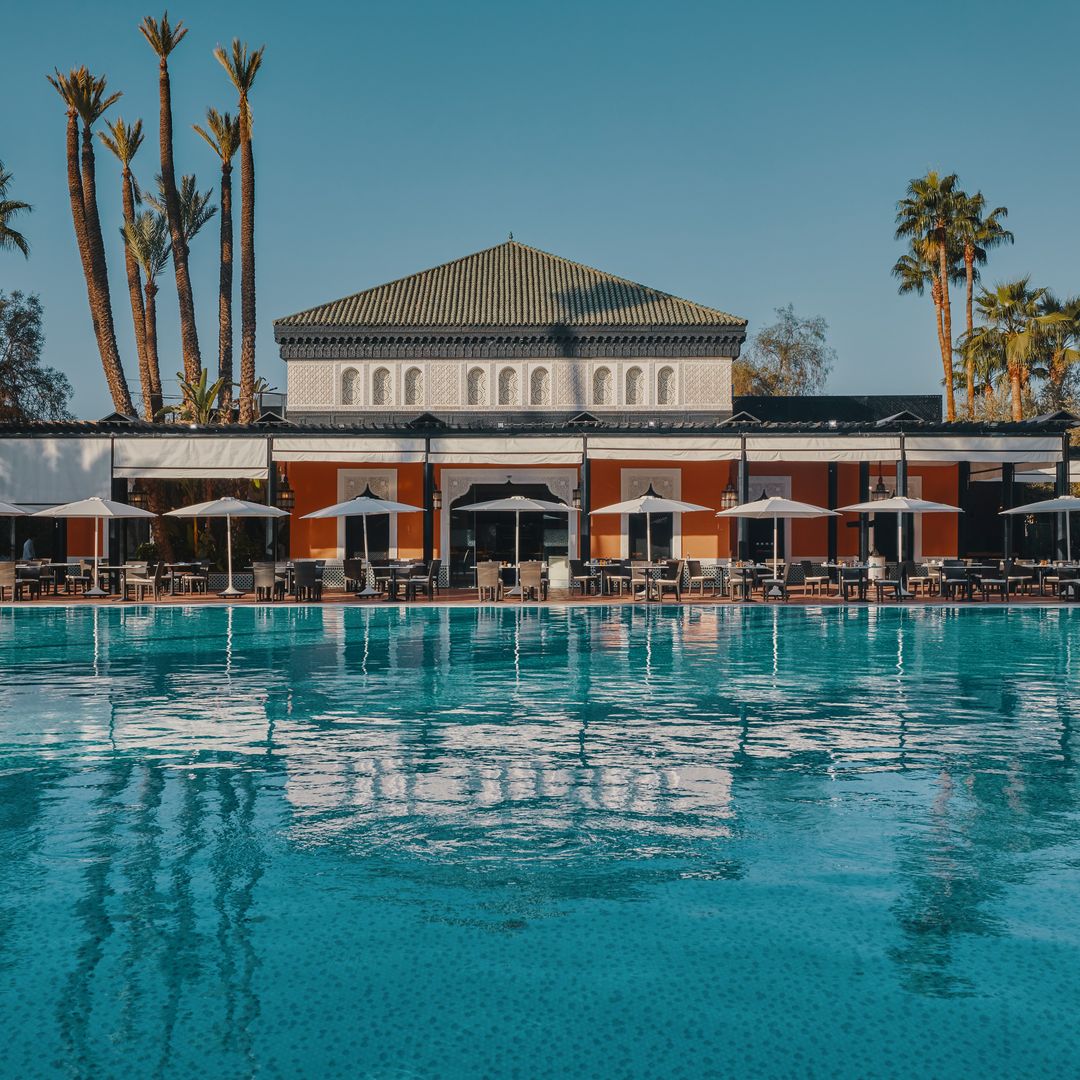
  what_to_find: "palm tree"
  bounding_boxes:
[99,117,161,421]
[193,109,240,416]
[895,171,962,420]
[967,279,1066,420]
[139,13,203,387]
[47,67,135,416]
[214,39,264,424]
[0,161,31,257]
[954,192,1013,416]
[146,173,217,244]
[158,369,228,424]
[892,236,964,400]
[1038,293,1080,409]
[123,209,171,421]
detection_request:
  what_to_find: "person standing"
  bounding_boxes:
[21,537,35,561]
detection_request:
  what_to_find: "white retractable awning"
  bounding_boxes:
[113,436,269,478]
[0,437,112,504]
[429,436,583,465]
[972,462,1080,484]
[905,435,1063,464]
[587,436,742,461]
[746,436,902,462]
[272,437,427,463]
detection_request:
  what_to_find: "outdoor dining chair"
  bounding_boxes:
[404,559,441,602]
[686,559,709,597]
[293,560,322,602]
[518,561,547,602]
[874,561,915,603]
[342,558,367,594]
[569,559,596,597]
[0,561,19,601]
[605,560,632,596]
[476,560,503,602]
[762,563,792,602]
[123,561,165,603]
[656,559,684,602]
[799,560,829,597]
[729,566,754,602]
[253,561,286,602]
[840,566,868,602]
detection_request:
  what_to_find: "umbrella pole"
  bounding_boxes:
[1068,511,1073,563]
[773,517,778,569]
[220,514,243,597]
[85,517,107,598]
[646,512,652,563]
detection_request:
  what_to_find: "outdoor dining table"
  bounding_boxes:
[95,564,143,596]
[586,559,617,595]
[17,561,81,595]
[633,562,670,601]
[377,561,423,600]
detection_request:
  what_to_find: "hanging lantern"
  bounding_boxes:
[276,468,295,511]
[719,481,739,510]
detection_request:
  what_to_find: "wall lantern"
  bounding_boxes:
[719,481,739,510]
[432,487,442,511]
[129,485,149,511]
[276,468,295,512]
[870,468,893,502]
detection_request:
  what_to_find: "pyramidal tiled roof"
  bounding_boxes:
[275,241,746,330]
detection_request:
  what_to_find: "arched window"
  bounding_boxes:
[593,366,612,406]
[657,366,676,406]
[467,367,486,406]
[404,367,423,406]
[341,367,359,406]
[372,367,392,406]
[530,367,550,406]
[498,367,519,406]
[625,366,644,406]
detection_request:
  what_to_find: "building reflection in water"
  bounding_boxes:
[0,605,1078,1069]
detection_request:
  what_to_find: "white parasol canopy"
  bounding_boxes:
[301,487,424,595]
[0,501,28,516]
[455,494,578,584]
[837,495,962,565]
[716,496,838,569]
[166,497,288,597]
[590,485,711,562]
[1000,494,1080,562]
[34,496,158,597]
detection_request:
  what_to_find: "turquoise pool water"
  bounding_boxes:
[1,605,1079,1078]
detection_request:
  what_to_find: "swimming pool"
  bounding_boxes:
[1,604,1078,1078]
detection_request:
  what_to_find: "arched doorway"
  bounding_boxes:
[449,480,571,584]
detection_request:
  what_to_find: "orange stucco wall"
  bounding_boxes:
[67,518,102,558]
[282,459,961,560]
[286,462,426,559]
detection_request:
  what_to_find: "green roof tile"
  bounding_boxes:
[275,240,746,330]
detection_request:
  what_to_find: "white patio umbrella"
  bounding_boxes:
[837,495,962,565]
[301,485,424,596]
[1000,494,1080,561]
[166,496,289,597]
[454,493,579,589]
[33,495,158,597]
[716,496,838,569]
[590,484,711,562]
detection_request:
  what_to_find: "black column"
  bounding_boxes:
[896,448,911,561]
[737,440,749,561]
[111,476,128,563]
[1056,434,1070,561]
[266,449,278,558]
[858,462,870,561]
[1002,462,1015,559]
[826,463,838,564]
[956,462,970,558]
[579,444,591,561]
[423,441,434,565]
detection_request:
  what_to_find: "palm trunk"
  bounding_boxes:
[931,279,948,396]
[217,161,234,415]
[964,243,975,419]
[61,109,103,346]
[1010,364,1023,421]
[937,227,956,422]
[237,131,256,424]
[79,121,134,416]
[156,56,202,388]
[144,279,162,419]
[145,484,174,562]
[119,165,155,421]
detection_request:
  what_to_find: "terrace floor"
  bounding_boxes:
[5,587,1074,607]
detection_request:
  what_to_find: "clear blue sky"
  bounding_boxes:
[2,0,1078,417]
